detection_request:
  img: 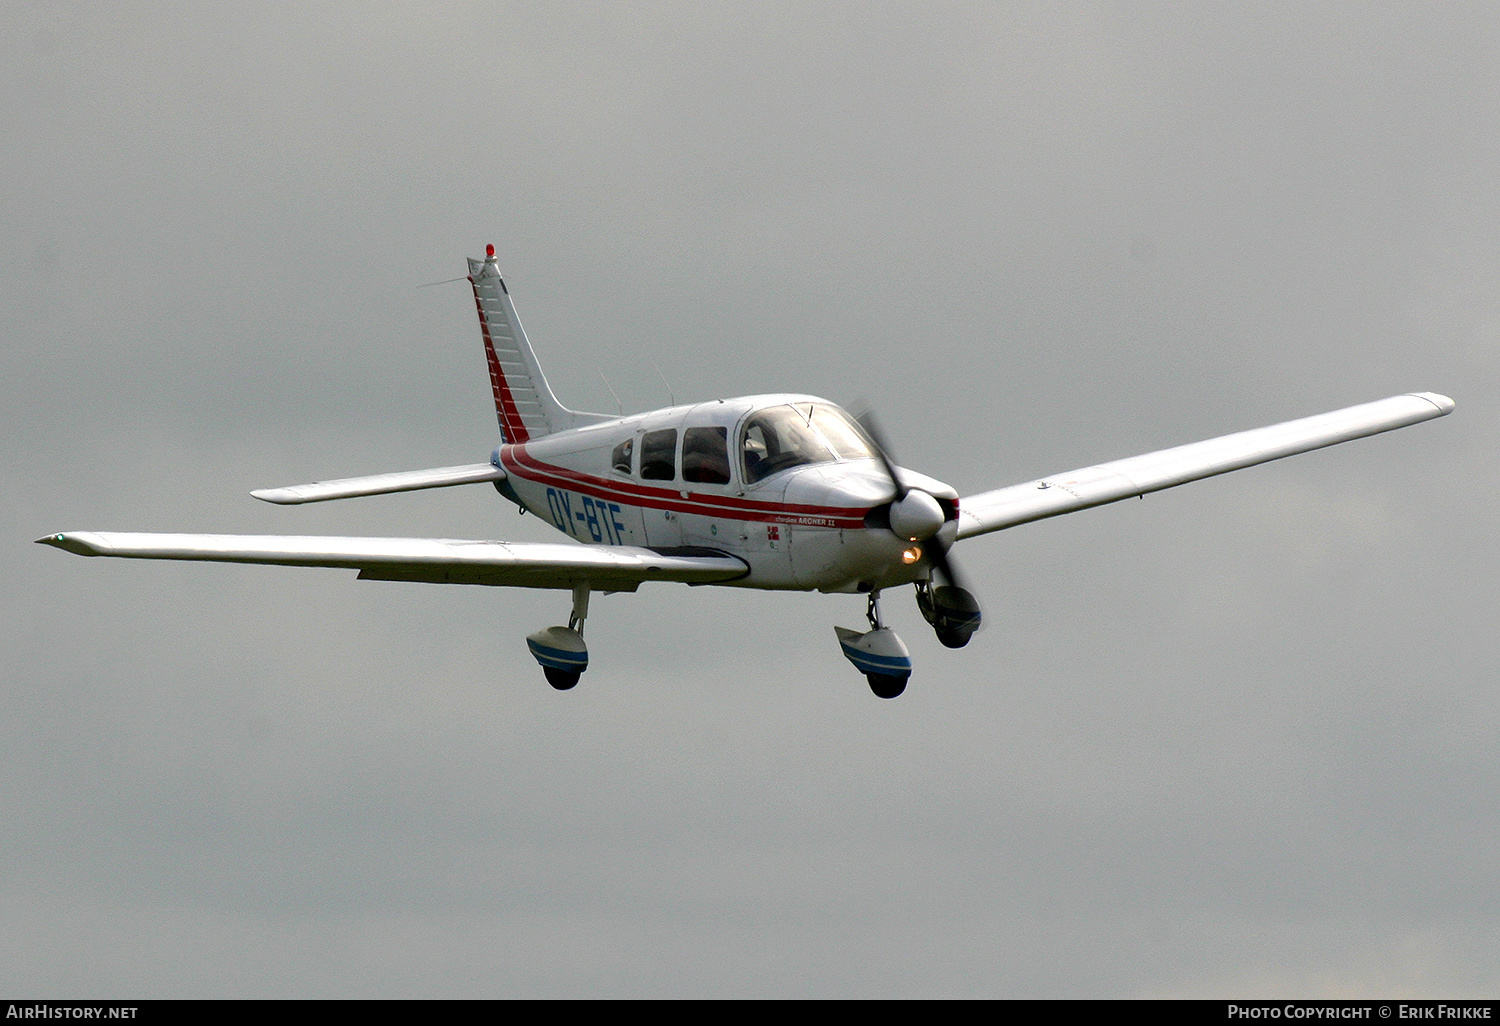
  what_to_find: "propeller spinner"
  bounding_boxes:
[859,413,983,648]
[859,414,962,583]
[889,488,945,542]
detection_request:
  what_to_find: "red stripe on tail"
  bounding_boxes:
[471,280,531,444]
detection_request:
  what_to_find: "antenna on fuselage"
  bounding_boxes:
[596,365,624,417]
[650,359,676,408]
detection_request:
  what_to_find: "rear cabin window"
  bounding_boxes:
[682,427,730,485]
[611,437,633,475]
[640,429,677,481]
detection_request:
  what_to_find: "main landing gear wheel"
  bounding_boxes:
[835,591,914,699]
[543,666,581,691]
[527,586,591,691]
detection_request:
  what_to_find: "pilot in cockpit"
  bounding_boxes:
[742,429,769,481]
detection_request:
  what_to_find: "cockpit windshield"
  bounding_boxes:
[741,403,875,483]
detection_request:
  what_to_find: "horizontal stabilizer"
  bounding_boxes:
[37,532,749,591]
[957,392,1454,539]
[251,463,505,505]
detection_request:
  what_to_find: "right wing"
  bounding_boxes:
[957,392,1454,540]
[36,532,747,591]
[250,462,505,505]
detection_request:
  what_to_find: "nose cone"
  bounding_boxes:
[889,490,944,541]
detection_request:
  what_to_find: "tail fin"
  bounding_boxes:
[468,246,600,442]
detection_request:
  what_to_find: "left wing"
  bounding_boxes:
[36,533,747,591]
[250,462,505,505]
[957,392,1454,540]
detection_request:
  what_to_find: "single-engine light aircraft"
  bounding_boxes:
[40,246,1455,697]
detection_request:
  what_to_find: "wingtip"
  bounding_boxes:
[36,532,99,555]
[250,488,301,505]
[1411,392,1456,415]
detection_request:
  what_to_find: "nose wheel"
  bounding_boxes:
[915,579,982,649]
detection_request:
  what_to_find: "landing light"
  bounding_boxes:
[902,546,922,565]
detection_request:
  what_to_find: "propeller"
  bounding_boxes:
[857,412,966,593]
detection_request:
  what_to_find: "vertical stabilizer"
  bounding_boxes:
[468,246,598,442]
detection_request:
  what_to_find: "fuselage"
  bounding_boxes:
[495,394,959,593]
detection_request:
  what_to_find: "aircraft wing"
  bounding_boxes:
[250,462,505,505]
[36,533,748,591]
[956,392,1454,540]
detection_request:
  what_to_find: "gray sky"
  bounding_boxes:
[3,1,1496,997]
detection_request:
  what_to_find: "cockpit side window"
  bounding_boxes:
[640,429,677,481]
[741,405,836,483]
[682,426,730,485]
[741,404,876,484]
[611,437,634,475]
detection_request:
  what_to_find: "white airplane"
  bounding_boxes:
[40,245,1455,697]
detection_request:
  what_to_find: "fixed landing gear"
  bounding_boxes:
[915,580,982,649]
[865,670,908,700]
[526,585,591,690]
[835,590,913,699]
[541,664,581,690]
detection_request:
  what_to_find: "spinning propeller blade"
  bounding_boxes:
[857,411,907,503]
[857,412,969,595]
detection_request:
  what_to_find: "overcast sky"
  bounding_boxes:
[4,2,1496,997]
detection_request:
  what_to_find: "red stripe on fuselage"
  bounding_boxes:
[471,280,531,444]
[500,444,871,528]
